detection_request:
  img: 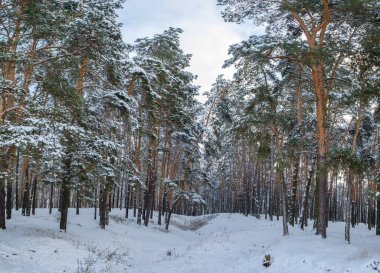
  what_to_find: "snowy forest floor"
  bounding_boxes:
[0,209,379,273]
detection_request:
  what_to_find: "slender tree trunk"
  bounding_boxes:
[99,179,106,229]
[376,130,380,236]
[59,180,70,231]
[22,160,30,216]
[144,116,159,226]
[290,65,304,226]
[376,182,380,236]
[242,143,249,216]
[125,182,129,218]
[345,101,365,242]
[268,176,273,221]
[31,175,38,215]
[105,177,111,225]
[119,179,123,210]
[290,157,299,226]
[76,188,80,215]
[367,195,372,231]
[300,155,315,229]
[94,185,97,221]
[60,158,71,231]
[5,143,16,216]
[269,143,274,221]
[6,176,12,219]
[345,171,353,243]
[165,208,173,231]
[158,135,169,225]
[108,189,112,213]
[281,172,289,236]
[144,171,156,226]
[150,195,154,219]
[137,188,142,225]
[49,184,54,214]
[0,179,6,229]
[163,190,167,218]
[99,176,111,228]
[133,189,137,218]
[15,150,19,211]
[114,186,118,209]
[60,131,73,231]
[158,188,163,225]
[165,196,181,231]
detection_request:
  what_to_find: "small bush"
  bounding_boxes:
[262,254,272,267]
[76,255,96,273]
[171,215,217,231]
[109,215,127,224]
[370,261,380,272]
[77,247,128,273]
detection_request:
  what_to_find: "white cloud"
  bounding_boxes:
[118,0,260,102]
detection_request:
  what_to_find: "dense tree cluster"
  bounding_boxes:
[0,0,379,244]
[202,0,379,241]
[0,0,205,232]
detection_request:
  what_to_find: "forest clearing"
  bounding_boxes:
[1,208,380,273]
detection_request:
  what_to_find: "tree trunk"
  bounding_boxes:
[6,177,12,219]
[60,141,72,231]
[165,208,173,231]
[15,150,19,211]
[119,179,123,210]
[290,157,299,226]
[76,188,80,215]
[108,189,112,213]
[281,172,289,236]
[345,171,353,243]
[144,171,156,226]
[125,183,129,218]
[367,196,372,231]
[22,163,30,217]
[137,188,142,225]
[99,178,108,229]
[144,118,159,226]
[49,184,54,214]
[376,183,380,236]
[133,188,137,218]
[345,101,365,242]
[300,155,315,229]
[94,186,97,221]
[31,175,38,215]
[106,177,111,225]
[0,183,5,229]
[315,91,328,238]
[59,178,70,231]
[242,143,249,216]
[165,196,181,231]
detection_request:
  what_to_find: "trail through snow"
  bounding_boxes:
[0,209,379,273]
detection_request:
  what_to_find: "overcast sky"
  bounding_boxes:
[118,0,260,101]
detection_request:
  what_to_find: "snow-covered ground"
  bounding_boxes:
[0,209,379,273]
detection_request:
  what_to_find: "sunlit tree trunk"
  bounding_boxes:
[345,99,365,243]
